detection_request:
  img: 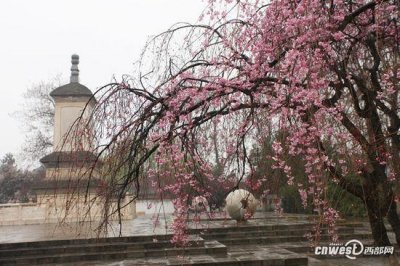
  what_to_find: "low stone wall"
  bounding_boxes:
[0,203,46,225]
[0,195,136,226]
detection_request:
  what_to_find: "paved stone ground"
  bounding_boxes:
[61,253,398,266]
[1,212,399,265]
[309,257,398,266]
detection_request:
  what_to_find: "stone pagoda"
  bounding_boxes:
[35,55,135,223]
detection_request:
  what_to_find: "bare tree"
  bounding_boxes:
[14,75,62,164]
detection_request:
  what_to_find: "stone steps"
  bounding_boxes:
[64,245,309,266]
[208,232,371,246]
[0,239,203,257]
[198,227,355,239]
[188,222,369,247]
[190,223,314,233]
[189,222,361,235]
[0,234,176,250]
[0,218,369,265]
[1,250,139,266]
[0,236,226,265]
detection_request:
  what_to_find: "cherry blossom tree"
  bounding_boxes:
[74,0,399,245]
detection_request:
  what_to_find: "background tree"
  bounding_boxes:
[72,0,398,245]
[14,76,61,164]
[0,153,43,203]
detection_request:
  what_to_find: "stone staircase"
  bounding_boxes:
[0,235,225,265]
[0,220,371,265]
[190,221,371,246]
[0,230,309,266]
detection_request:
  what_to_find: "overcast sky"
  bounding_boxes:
[0,0,207,164]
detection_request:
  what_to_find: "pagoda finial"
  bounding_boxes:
[70,54,79,83]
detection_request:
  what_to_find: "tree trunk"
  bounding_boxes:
[387,199,400,245]
[366,199,391,246]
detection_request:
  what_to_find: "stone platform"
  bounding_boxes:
[0,212,398,265]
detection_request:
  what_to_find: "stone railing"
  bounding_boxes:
[0,202,45,225]
[0,196,137,226]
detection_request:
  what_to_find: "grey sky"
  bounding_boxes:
[0,0,206,163]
